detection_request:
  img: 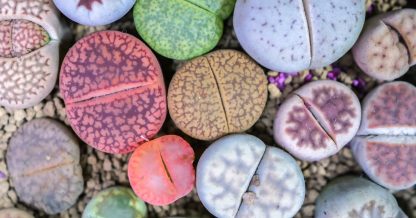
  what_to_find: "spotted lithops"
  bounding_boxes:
[6,118,83,215]
[197,134,305,218]
[234,0,366,72]
[53,0,135,26]
[353,9,416,80]
[133,0,236,60]
[168,50,267,140]
[82,187,147,218]
[60,30,166,154]
[0,0,68,109]
[315,176,407,218]
[274,80,361,161]
[351,81,416,190]
[0,208,33,218]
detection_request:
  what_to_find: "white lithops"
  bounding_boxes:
[196,134,305,218]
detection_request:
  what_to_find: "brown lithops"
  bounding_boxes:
[353,9,416,80]
[6,118,84,214]
[168,49,267,140]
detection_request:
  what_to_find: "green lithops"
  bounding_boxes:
[133,0,235,60]
[82,187,147,218]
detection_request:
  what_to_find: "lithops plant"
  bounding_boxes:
[128,135,195,206]
[60,30,166,154]
[315,176,407,218]
[274,80,361,161]
[168,50,267,140]
[351,81,416,190]
[82,187,147,218]
[0,0,67,109]
[353,9,416,80]
[53,0,135,26]
[234,0,366,72]
[133,0,236,60]
[0,208,33,218]
[6,118,83,215]
[197,134,305,218]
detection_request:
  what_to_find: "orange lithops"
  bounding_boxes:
[128,135,195,206]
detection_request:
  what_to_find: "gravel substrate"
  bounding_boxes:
[0,0,415,217]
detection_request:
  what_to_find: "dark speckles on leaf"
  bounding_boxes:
[77,0,103,11]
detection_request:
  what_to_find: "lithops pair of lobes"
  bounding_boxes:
[168,50,267,141]
[82,187,147,218]
[315,176,407,218]
[274,80,361,161]
[0,0,67,109]
[351,82,416,190]
[60,30,166,154]
[53,0,135,26]
[234,0,366,72]
[197,134,305,218]
[353,9,416,80]
[6,118,83,215]
[134,0,236,60]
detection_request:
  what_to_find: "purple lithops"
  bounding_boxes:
[274,80,361,161]
[353,9,416,80]
[53,0,136,26]
[196,134,305,218]
[234,0,366,72]
[351,81,416,190]
[315,176,407,218]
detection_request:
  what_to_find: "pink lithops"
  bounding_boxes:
[197,134,305,218]
[274,80,361,161]
[0,0,67,109]
[351,81,416,190]
[60,30,166,154]
[234,0,365,72]
[53,0,135,26]
[353,9,416,80]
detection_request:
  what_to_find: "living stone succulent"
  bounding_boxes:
[353,9,416,80]
[315,176,407,218]
[197,134,305,218]
[133,0,236,60]
[82,187,147,218]
[0,0,68,109]
[274,80,361,161]
[53,0,136,26]
[234,0,366,73]
[351,81,416,190]
[6,118,83,215]
[0,208,33,218]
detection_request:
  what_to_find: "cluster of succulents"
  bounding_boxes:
[0,0,415,217]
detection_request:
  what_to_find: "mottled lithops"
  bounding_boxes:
[0,0,67,109]
[53,0,135,26]
[133,0,235,60]
[60,30,166,154]
[168,50,267,140]
[197,134,305,218]
[234,0,365,72]
[315,176,407,218]
[0,208,33,218]
[6,118,83,215]
[82,187,147,218]
[128,135,195,206]
[353,9,416,80]
[274,80,361,161]
[351,82,416,190]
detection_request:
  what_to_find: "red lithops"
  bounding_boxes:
[351,81,416,190]
[60,30,167,154]
[128,135,195,206]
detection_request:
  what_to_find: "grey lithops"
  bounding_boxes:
[234,0,365,72]
[196,134,305,218]
[351,81,416,190]
[353,9,416,80]
[274,80,361,161]
[315,176,407,218]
